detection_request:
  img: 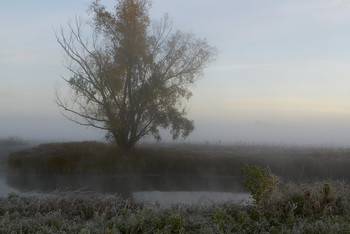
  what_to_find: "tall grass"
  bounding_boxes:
[2,179,350,233]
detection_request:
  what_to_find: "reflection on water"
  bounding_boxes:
[2,171,251,204]
[0,144,251,205]
[7,172,245,194]
[0,171,251,204]
[133,191,251,206]
[0,144,38,197]
[0,177,19,196]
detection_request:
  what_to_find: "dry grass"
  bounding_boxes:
[2,180,350,233]
[0,190,224,233]
[261,180,350,218]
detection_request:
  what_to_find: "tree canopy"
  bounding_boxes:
[55,0,217,150]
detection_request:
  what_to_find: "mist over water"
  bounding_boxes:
[3,113,350,146]
[3,88,350,146]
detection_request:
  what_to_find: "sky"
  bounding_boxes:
[2,0,350,145]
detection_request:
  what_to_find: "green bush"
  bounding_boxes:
[165,213,185,233]
[241,165,280,204]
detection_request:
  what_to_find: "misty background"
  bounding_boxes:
[2,0,350,145]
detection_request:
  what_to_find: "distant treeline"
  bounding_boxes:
[0,136,27,147]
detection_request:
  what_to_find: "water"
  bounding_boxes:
[0,177,19,195]
[0,145,251,205]
[0,145,27,196]
[0,174,251,204]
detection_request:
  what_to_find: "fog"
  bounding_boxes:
[2,89,350,145]
[2,1,350,146]
[2,85,350,146]
[5,2,350,228]
[2,111,350,146]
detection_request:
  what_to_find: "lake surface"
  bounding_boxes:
[0,174,251,205]
[0,177,19,195]
[0,146,26,196]
[0,145,251,205]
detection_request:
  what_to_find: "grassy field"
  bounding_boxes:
[2,179,350,233]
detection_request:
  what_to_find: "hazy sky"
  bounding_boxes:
[2,0,350,145]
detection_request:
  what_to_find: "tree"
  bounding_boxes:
[55,0,217,150]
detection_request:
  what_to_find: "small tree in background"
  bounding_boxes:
[55,0,216,150]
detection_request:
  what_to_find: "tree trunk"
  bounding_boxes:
[113,131,136,152]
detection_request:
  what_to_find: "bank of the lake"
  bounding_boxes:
[1,142,251,206]
[3,142,350,232]
[8,141,350,190]
[2,179,350,233]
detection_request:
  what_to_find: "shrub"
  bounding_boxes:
[241,165,280,204]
